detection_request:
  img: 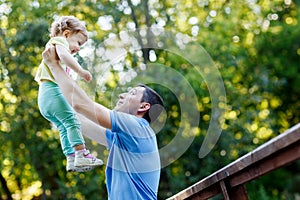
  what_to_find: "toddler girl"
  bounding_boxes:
[35,16,103,172]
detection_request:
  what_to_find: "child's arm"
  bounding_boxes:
[43,46,112,129]
[55,44,92,82]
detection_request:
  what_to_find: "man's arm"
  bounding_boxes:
[77,112,108,147]
[42,46,112,129]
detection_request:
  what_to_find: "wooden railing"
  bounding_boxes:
[167,123,300,200]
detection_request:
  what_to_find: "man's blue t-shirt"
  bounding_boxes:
[105,110,160,200]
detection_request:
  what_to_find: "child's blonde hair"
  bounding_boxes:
[50,16,88,41]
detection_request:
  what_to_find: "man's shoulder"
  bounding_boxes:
[111,110,148,125]
[110,110,152,135]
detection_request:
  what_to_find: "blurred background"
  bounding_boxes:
[0,0,300,199]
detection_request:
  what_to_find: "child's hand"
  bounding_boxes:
[79,69,92,82]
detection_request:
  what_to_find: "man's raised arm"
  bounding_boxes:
[42,46,112,129]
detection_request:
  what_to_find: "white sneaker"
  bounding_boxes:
[75,149,103,167]
[66,156,95,172]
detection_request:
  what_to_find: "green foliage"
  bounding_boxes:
[1,0,300,199]
[247,162,300,200]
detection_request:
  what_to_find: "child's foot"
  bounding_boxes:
[66,155,95,172]
[75,149,103,167]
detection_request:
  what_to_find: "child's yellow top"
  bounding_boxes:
[35,37,69,84]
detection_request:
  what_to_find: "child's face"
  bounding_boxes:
[66,32,87,54]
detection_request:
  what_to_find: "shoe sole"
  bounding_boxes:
[74,159,103,167]
[67,166,95,173]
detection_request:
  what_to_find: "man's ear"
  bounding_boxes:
[138,102,150,112]
[62,30,71,38]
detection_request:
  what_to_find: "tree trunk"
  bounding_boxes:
[127,0,150,64]
[0,172,13,200]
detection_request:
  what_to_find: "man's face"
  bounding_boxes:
[114,86,145,114]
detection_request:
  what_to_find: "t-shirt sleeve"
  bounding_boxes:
[48,37,69,51]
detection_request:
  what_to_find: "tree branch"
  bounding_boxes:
[127,0,149,64]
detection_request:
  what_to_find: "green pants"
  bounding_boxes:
[38,81,85,156]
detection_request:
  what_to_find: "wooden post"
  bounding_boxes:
[220,180,230,200]
[220,176,248,200]
[229,185,248,200]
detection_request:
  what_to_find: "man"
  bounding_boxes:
[42,46,164,200]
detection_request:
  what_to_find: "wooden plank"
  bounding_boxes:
[175,141,300,200]
[167,123,300,200]
[169,175,220,200]
[229,140,300,187]
[186,184,221,200]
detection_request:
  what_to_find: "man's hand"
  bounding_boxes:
[42,45,60,68]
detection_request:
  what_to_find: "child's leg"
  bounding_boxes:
[51,117,75,156]
[60,110,103,167]
[38,82,77,157]
[38,82,103,168]
[54,104,85,149]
